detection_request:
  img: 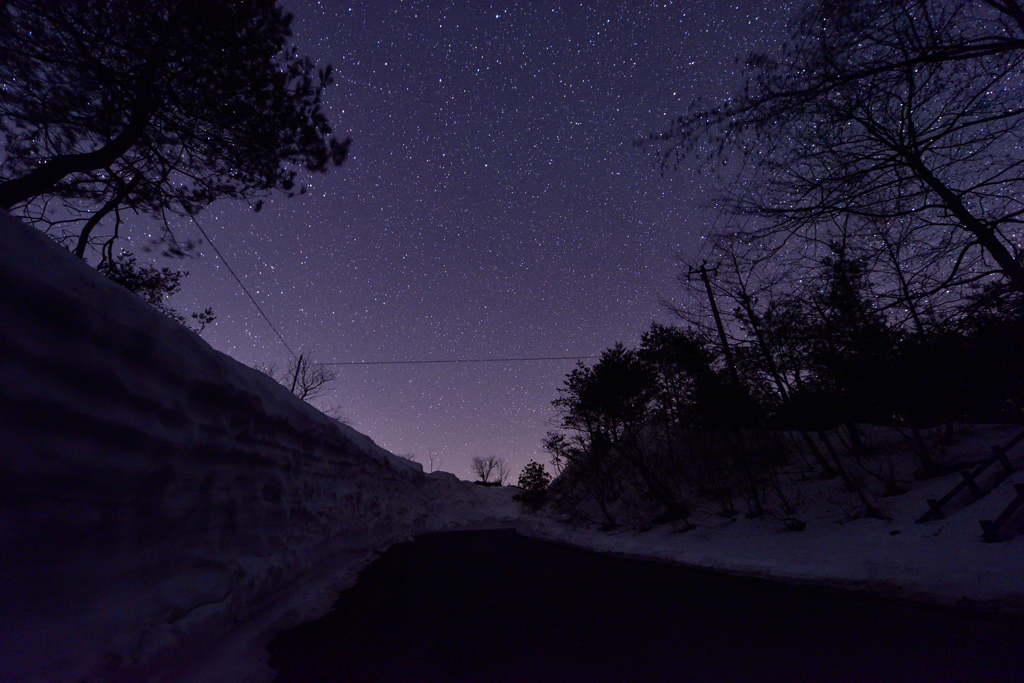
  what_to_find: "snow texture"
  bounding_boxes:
[0,211,519,683]
[519,424,1024,619]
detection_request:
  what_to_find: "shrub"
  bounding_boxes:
[514,461,552,508]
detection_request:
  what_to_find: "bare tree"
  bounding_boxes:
[286,355,337,401]
[471,455,510,485]
[320,403,353,426]
[495,459,512,485]
[257,353,337,402]
[648,0,1024,290]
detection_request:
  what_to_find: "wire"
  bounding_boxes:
[184,207,299,361]
[322,355,599,366]
[181,209,598,368]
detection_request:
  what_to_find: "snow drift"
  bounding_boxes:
[0,211,519,682]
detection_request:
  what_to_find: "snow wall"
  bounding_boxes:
[0,211,519,682]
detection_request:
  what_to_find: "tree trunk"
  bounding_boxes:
[73,174,142,258]
[800,430,838,477]
[819,430,881,518]
[911,426,940,479]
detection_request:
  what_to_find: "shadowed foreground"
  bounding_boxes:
[268,530,1024,683]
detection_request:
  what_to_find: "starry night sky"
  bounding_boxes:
[159,0,796,479]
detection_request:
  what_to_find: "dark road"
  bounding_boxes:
[268,530,1024,682]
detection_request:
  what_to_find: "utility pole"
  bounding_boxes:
[290,353,304,394]
[688,260,739,386]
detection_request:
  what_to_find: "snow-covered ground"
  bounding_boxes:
[192,425,1024,680]
[518,423,1024,618]
[169,480,519,683]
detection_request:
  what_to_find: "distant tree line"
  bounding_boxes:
[546,0,1024,530]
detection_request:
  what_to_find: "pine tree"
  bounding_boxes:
[514,462,552,508]
[0,0,349,256]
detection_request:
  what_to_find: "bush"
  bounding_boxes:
[514,461,552,508]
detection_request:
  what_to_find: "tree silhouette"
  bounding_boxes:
[259,354,337,402]
[514,461,552,508]
[0,0,349,257]
[471,456,510,485]
[517,462,552,492]
[553,344,694,522]
[647,0,1024,289]
[96,249,215,332]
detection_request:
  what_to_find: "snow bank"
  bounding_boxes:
[0,211,520,683]
[519,425,1024,618]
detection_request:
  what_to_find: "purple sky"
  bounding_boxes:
[159,0,796,479]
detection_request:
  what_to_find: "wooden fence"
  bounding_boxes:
[916,429,1023,524]
[980,484,1024,542]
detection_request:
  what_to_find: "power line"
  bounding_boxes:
[322,355,599,366]
[181,210,597,369]
[184,207,299,361]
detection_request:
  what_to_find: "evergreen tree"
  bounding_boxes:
[0,0,349,256]
[517,461,551,491]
